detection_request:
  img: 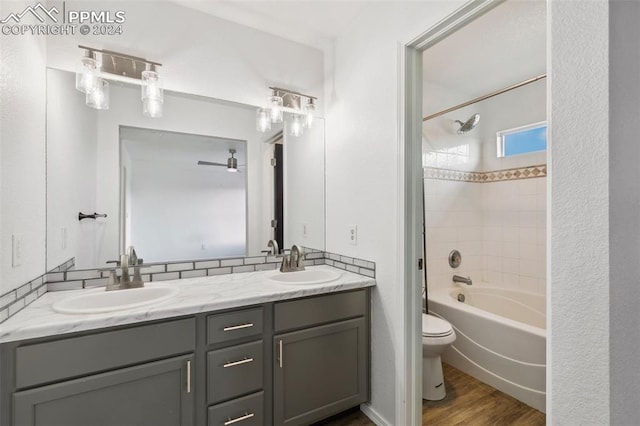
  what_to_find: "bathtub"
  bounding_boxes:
[428,286,546,412]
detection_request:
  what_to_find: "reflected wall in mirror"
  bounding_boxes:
[46,68,325,270]
[120,127,247,262]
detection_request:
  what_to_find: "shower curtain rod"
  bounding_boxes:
[422,73,547,122]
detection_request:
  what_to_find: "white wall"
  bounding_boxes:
[549,1,610,423]
[0,1,47,294]
[324,2,465,424]
[284,118,325,251]
[609,1,640,422]
[129,160,245,261]
[46,70,99,270]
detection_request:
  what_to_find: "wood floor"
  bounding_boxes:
[318,363,545,426]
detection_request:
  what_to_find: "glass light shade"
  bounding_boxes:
[303,100,316,128]
[86,78,109,110]
[289,114,304,137]
[143,97,163,118]
[75,57,99,93]
[256,108,271,132]
[141,70,163,102]
[269,95,283,123]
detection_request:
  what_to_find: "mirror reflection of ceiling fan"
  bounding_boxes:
[197,148,244,172]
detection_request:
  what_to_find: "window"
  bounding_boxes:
[496,122,547,157]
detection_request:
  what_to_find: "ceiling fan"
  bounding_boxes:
[197,148,243,172]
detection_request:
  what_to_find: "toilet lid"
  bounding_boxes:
[422,314,453,337]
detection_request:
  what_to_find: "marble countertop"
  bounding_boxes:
[0,266,375,344]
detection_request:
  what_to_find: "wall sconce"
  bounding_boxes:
[256,87,317,136]
[75,45,163,117]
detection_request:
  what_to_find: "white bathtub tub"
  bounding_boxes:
[428,286,546,412]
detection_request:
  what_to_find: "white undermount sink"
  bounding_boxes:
[267,269,341,285]
[52,286,178,314]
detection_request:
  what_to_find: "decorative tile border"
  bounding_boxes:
[0,249,375,324]
[0,272,49,325]
[424,164,547,183]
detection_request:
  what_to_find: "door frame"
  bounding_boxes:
[398,1,505,424]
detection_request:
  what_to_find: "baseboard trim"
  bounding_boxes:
[360,403,392,426]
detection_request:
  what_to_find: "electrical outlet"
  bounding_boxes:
[12,234,23,267]
[201,243,207,250]
[302,223,308,238]
[348,225,358,245]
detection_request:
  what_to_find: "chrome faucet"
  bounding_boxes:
[105,247,144,291]
[267,239,279,256]
[453,275,472,285]
[280,244,305,272]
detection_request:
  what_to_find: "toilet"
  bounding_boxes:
[422,313,456,401]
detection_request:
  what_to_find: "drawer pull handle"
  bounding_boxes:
[223,323,254,332]
[278,340,283,368]
[186,360,191,393]
[223,357,254,368]
[224,412,254,425]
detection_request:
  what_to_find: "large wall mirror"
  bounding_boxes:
[46,68,325,270]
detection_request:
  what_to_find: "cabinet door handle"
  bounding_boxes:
[223,323,254,332]
[186,360,191,393]
[278,340,283,368]
[224,412,254,425]
[223,358,254,368]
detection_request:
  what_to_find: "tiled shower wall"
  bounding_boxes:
[425,172,546,295]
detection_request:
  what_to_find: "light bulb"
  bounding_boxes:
[269,95,283,123]
[256,108,271,132]
[143,97,163,118]
[86,78,109,110]
[303,99,315,128]
[141,70,163,102]
[75,56,99,93]
[289,114,304,137]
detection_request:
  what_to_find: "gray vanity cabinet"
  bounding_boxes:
[13,354,194,426]
[4,318,196,426]
[273,289,369,426]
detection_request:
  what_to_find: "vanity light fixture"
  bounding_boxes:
[256,108,271,132]
[289,114,304,137]
[256,87,318,137]
[86,78,110,110]
[75,46,163,116]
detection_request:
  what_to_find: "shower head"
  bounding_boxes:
[455,113,480,134]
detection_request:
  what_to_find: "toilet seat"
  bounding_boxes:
[422,314,453,337]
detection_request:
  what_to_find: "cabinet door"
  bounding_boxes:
[273,318,367,426]
[14,354,194,426]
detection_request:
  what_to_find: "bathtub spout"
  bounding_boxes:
[453,275,472,285]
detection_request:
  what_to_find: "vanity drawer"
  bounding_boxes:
[207,307,263,345]
[208,391,264,426]
[15,318,195,389]
[207,340,263,405]
[274,289,366,332]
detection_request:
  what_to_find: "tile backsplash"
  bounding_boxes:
[0,249,375,324]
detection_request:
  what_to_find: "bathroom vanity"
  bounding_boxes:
[0,267,373,426]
